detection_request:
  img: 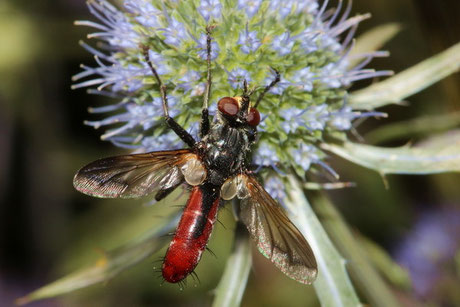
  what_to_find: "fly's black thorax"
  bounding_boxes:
[199,116,256,186]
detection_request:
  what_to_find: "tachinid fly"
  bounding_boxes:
[73,27,317,285]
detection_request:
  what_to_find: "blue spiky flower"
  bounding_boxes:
[73,0,391,201]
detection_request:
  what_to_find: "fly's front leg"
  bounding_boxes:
[142,46,196,148]
[200,26,214,138]
[254,69,281,108]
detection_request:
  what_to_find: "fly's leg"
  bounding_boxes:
[254,69,281,108]
[142,46,196,148]
[200,26,214,138]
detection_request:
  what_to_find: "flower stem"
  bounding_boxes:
[212,223,252,307]
[286,176,361,307]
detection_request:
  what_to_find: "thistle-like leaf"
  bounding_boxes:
[350,42,460,110]
[17,215,179,305]
[322,130,460,174]
[365,111,460,144]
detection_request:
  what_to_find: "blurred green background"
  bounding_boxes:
[0,0,459,306]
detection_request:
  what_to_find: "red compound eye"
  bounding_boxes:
[218,97,239,116]
[247,107,260,126]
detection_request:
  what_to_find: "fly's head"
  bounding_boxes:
[217,96,260,142]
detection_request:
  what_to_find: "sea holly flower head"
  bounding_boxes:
[72,0,392,197]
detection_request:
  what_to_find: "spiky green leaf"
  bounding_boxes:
[350,42,460,110]
[17,215,178,305]
[322,131,460,174]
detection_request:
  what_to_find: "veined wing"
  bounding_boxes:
[238,174,318,284]
[73,149,194,198]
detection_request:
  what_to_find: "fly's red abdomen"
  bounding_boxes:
[162,184,220,283]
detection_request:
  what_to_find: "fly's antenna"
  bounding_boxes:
[241,79,250,114]
[254,68,281,108]
[239,79,255,118]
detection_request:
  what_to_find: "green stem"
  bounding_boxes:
[286,176,362,307]
[213,223,252,307]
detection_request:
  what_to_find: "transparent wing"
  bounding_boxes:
[238,174,318,284]
[73,149,193,199]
